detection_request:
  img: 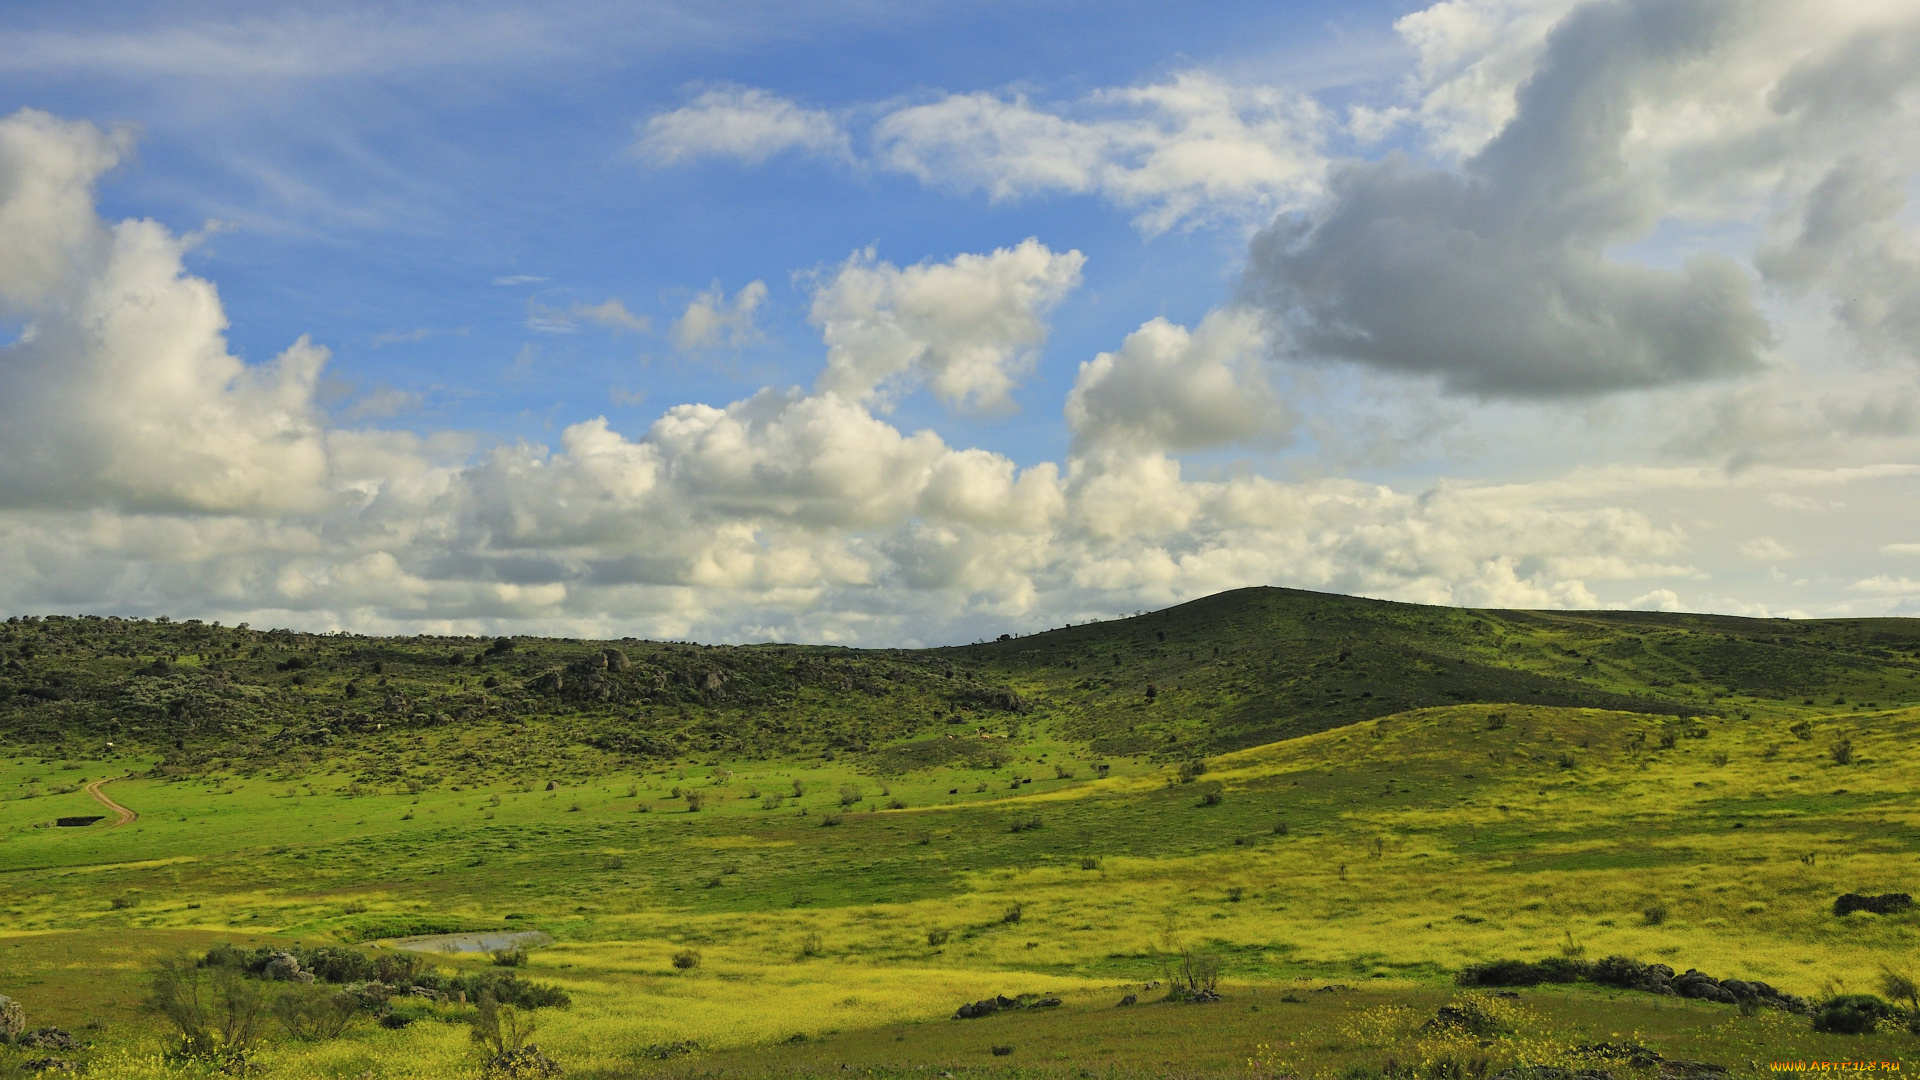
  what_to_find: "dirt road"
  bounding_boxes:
[82,776,137,827]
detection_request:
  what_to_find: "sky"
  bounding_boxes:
[2,0,1920,645]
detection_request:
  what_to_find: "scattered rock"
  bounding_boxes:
[1833,892,1913,916]
[953,994,1064,1019]
[262,951,313,982]
[1313,984,1349,993]
[1659,1062,1730,1079]
[485,1044,562,1077]
[0,994,24,1041]
[1575,1043,1661,1070]
[18,1029,77,1052]
[1491,1068,1612,1080]
[1423,1001,1505,1036]
[640,1040,698,1060]
[1117,993,1137,1007]
[20,1060,76,1075]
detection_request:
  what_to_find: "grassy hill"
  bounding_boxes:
[0,588,1916,1077]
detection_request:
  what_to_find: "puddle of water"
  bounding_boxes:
[388,930,553,954]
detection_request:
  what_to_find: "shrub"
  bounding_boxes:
[1709,751,1729,767]
[1002,903,1023,924]
[761,794,784,810]
[684,791,705,812]
[670,949,700,970]
[1273,821,1289,836]
[1831,737,1854,765]
[1080,856,1102,870]
[491,948,527,968]
[1642,903,1668,926]
[1177,760,1208,783]
[886,798,907,809]
[1813,994,1891,1034]
[1197,785,1223,807]
[926,928,950,946]
[819,813,842,827]
[470,991,559,1078]
[273,984,358,1041]
[1009,814,1043,833]
[1486,713,1507,730]
[799,932,824,958]
[1790,720,1814,740]
[1170,948,1223,1000]
[149,959,268,1065]
[1455,958,1589,987]
[838,785,861,807]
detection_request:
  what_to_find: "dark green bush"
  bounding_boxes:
[1455,958,1589,987]
[1813,994,1891,1034]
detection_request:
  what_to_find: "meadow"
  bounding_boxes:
[0,588,1916,1077]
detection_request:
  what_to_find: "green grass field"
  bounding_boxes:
[0,589,1916,1077]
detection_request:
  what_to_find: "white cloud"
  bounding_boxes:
[809,240,1083,413]
[672,280,765,350]
[635,87,849,167]
[526,298,650,334]
[1882,543,1920,556]
[1739,536,1792,562]
[0,110,332,515]
[873,72,1326,234]
[1065,308,1282,455]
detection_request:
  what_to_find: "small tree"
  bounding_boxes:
[471,991,560,1078]
[149,958,268,1065]
[273,984,358,1041]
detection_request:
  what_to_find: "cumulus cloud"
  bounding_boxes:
[0,109,332,514]
[1246,0,1780,398]
[672,280,765,350]
[635,87,848,166]
[0,103,1739,640]
[809,240,1083,413]
[1065,308,1282,455]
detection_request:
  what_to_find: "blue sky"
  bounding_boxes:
[3,0,1920,642]
[19,0,1396,464]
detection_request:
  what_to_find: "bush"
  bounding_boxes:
[684,791,705,812]
[1177,760,1208,783]
[1080,856,1102,870]
[470,991,560,1078]
[1813,994,1891,1034]
[273,984,358,1041]
[1002,903,1023,924]
[1455,958,1589,987]
[886,798,907,809]
[1642,903,1668,926]
[149,959,268,1065]
[838,785,861,807]
[671,949,700,971]
[491,948,527,968]
[927,928,950,946]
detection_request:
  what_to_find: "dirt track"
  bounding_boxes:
[82,776,137,827]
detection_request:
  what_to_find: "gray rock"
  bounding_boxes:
[0,994,23,1041]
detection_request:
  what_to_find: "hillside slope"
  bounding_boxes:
[4,587,1920,777]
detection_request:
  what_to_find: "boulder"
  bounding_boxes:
[18,1029,76,1051]
[1117,994,1137,1006]
[261,951,306,981]
[0,994,23,1041]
